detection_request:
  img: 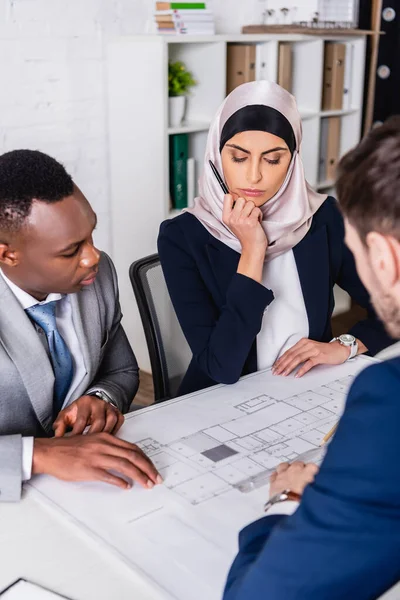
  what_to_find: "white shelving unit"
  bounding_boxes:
[106,33,367,370]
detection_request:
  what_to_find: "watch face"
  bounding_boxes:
[339,334,355,345]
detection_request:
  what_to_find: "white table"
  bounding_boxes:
[0,491,159,600]
[1,361,400,600]
[1,494,398,600]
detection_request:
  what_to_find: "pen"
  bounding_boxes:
[209,160,229,195]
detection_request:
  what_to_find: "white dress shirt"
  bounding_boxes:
[0,270,87,481]
[257,250,309,370]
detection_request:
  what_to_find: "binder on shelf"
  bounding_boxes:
[169,134,189,210]
[226,44,256,94]
[277,43,292,93]
[322,42,346,111]
[318,117,329,183]
[255,44,270,81]
[342,42,354,110]
[325,117,341,181]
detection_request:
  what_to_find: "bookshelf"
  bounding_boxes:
[106,32,367,370]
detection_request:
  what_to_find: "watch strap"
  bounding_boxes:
[87,389,119,411]
[330,336,358,361]
[264,489,301,513]
[348,342,358,359]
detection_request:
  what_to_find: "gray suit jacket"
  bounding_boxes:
[0,252,139,502]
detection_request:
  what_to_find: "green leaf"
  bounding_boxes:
[168,61,196,96]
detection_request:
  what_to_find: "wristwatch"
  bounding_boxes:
[330,334,358,360]
[88,389,119,411]
[264,489,301,513]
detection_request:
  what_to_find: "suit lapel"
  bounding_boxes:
[205,238,241,303]
[294,223,330,341]
[69,286,102,384]
[0,279,55,433]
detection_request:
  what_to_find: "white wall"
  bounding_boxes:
[0,0,155,253]
[0,0,320,371]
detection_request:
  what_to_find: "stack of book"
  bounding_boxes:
[155,2,215,35]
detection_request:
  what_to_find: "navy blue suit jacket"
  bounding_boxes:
[158,197,393,395]
[223,357,400,600]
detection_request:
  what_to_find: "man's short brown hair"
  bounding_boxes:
[336,116,400,242]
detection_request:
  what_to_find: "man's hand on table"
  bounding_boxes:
[269,461,319,498]
[32,433,163,490]
[53,395,124,437]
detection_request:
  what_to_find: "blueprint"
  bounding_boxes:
[136,376,349,504]
[28,357,374,600]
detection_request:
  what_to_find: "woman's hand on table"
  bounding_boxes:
[272,338,365,378]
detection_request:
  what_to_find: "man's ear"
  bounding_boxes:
[0,241,19,268]
[365,232,400,290]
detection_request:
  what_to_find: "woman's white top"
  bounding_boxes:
[256,249,309,371]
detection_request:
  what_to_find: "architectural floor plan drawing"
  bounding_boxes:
[135,375,352,505]
[29,357,375,600]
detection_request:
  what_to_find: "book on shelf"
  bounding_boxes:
[157,21,176,30]
[155,9,214,18]
[226,44,256,94]
[157,2,207,9]
[322,42,346,111]
[170,134,189,210]
[171,26,215,34]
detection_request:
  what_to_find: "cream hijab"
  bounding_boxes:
[186,81,327,261]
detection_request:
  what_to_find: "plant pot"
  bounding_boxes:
[169,95,186,128]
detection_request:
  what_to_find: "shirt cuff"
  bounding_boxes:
[22,436,34,481]
[265,500,299,517]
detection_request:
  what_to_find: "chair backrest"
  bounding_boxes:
[129,254,192,402]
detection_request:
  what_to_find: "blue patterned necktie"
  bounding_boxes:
[25,300,74,415]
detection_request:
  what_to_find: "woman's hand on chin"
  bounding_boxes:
[222,194,268,252]
[272,338,357,378]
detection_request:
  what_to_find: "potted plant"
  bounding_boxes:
[168,61,196,127]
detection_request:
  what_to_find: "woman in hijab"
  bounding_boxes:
[158,81,393,395]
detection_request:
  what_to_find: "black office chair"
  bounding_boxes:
[129,254,192,403]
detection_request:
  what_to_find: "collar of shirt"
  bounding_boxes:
[0,269,64,310]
